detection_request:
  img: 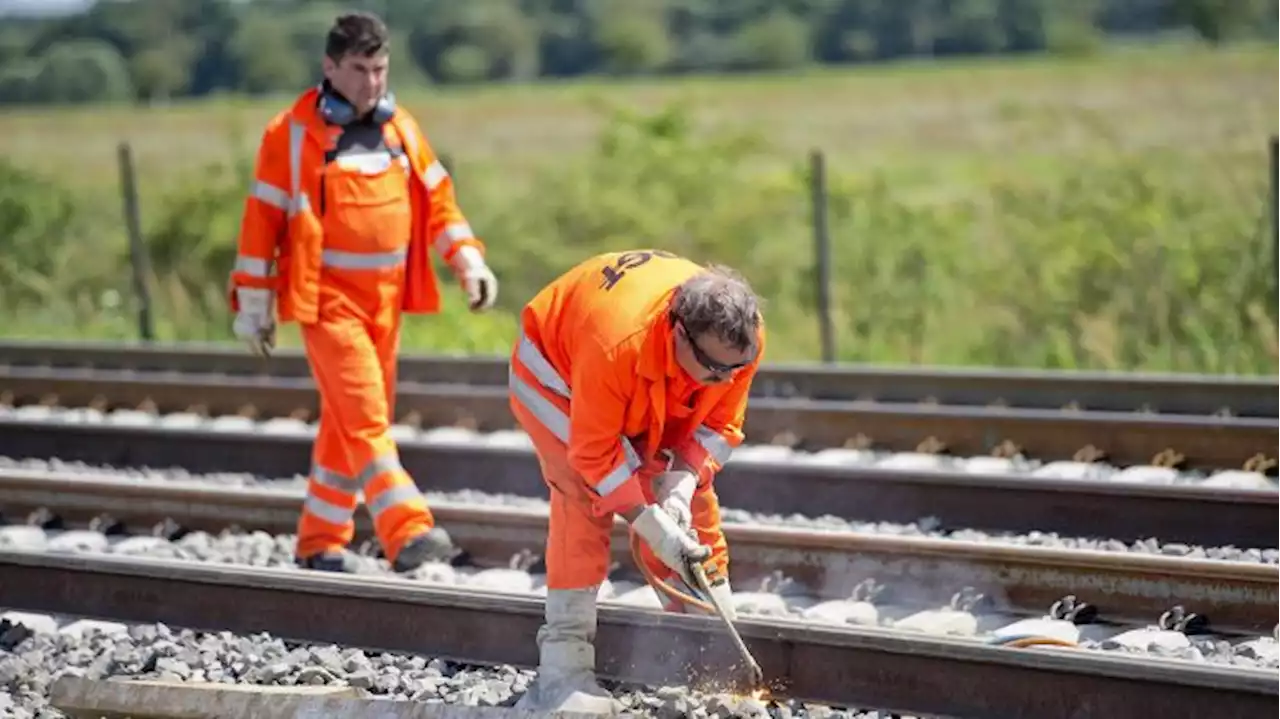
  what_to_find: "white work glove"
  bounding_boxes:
[451,245,498,312]
[651,470,697,532]
[631,504,710,590]
[231,287,276,357]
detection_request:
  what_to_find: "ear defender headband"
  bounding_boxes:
[318,86,397,126]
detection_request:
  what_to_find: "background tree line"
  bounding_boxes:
[0,0,1274,105]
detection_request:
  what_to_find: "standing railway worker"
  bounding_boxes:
[225,12,499,574]
[507,250,766,714]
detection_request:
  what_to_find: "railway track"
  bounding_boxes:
[2,338,1274,416]
[1,417,1276,548]
[2,469,1274,635]
[3,552,1275,718]
[1,473,1277,718]
[1,365,1276,471]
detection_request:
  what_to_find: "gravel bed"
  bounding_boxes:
[3,405,1277,490]
[0,616,914,719]
[1,522,1276,674]
[2,455,1276,565]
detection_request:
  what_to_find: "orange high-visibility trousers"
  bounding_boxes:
[295,266,435,564]
[509,354,729,591]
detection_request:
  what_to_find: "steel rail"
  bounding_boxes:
[1,470,1274,634]
[0,418,1274,550]
[0,338,1273,416]
[0,550,1273,719]
[2,366,1276,470]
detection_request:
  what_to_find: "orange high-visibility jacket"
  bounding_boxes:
[226,87,484,323]
[515,250,766,516]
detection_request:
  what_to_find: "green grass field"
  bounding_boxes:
[1,44,1276,373]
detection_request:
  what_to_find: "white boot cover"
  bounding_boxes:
[515,587,622,716]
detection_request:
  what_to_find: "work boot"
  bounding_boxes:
[391,527,461,573]
[514,587,623,716]
[295,549,359,573]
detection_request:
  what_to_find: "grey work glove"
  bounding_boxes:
[450,245,498,312]
[231,287,276,357]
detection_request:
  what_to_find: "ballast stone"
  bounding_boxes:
[1201,470,1275,491]
[1101,627,1191,653]
[1111,465,1179,485]
[892,609,979,637]
[801,600,879,626]
[990,617,1081,645]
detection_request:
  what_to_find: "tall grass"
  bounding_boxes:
[0,45,1275,373]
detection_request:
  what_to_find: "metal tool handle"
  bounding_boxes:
[690,562,764,686]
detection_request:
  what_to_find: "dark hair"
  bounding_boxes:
[325,12,390,61]
[671,265,762,352]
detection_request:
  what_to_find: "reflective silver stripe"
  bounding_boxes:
[287,120,307,216]
[424,159,449,190]
[321,247,408,270]
[303,492,355,525]
[432,222,474,254]
[355,451,405,487]
[694,424,733,465]
[596,437,642,496]
[508,337,642,498]
[312,463,360,492]
[509,368,569,443]
[517,334,570,398]
[366,483,424,518]
[234,254,273,277]
[251,180,289,210]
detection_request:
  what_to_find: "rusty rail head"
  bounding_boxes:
[0,339,1273,416]
[1,366,1276,471]
[1,469,1274,634]
[0,550,1274,719]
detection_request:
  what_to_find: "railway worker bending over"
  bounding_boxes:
[508,250,766,714]
[224,12,500,574]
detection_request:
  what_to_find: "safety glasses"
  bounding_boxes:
[678,322,753,375]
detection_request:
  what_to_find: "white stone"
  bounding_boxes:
[46,530,110,554]
[420,427,479,444]
[107,409,157,426]
[407,561,457,586]
[109,536,172,555]
[1102,627,1191,652]
[207,416,256,432]
[990,617,1080,645]
[465,568,534,594]
[801,600,879,626]
[962,457,1017,475]
[1233,638,1280,665]
[893,609,979,636]
[0,611,58,635]
[1031,461,1108,481]
[1202,471,1276,491]
[0,525,48,550]
[258,418,310,435]
[157,412,207,429]
[1111,465,1179,485]
[389,424,419,442]
[59,619,129,639]
[604,585,664,610]
[877,453,946,471]
[795,448,876,467]
[727,445,794,464]
[482,430,533,449]
[731,592,791,617]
